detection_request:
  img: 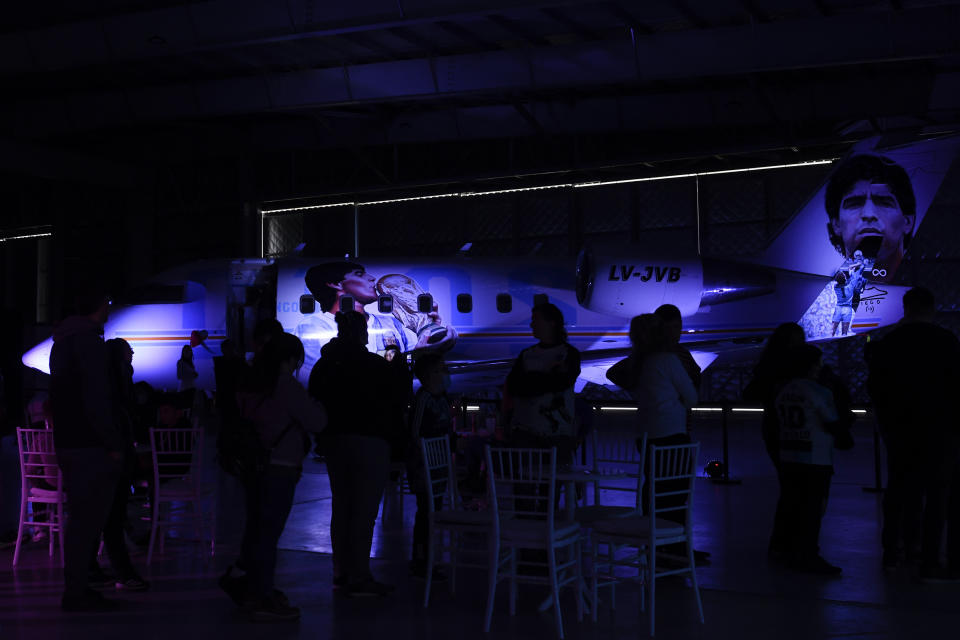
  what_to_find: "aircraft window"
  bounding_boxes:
[299,295,316,314]
[378,295,394,314]
[417,294,434,314]
[457,294,472,313]
[114,284,185,305]
[533,293,549,307]
[496,293,512,313]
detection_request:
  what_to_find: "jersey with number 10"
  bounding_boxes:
[775,377,839,467]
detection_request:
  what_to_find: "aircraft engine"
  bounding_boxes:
[576,251,776,318]
[575,250,704,318]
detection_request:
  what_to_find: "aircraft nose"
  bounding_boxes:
[22,336,54,375]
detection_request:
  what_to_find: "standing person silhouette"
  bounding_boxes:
[506,303,581,461]
[865,287,960,580]
[309,311,405,597]
[50,283,125,611]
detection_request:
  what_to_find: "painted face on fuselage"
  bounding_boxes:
[339,268,377,304]
[831,180,914,263]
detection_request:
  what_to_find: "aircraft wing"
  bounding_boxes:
[445,339,759,395]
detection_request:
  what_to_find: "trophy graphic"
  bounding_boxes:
[376,274,448,345]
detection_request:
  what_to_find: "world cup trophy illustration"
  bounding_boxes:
[376,274,448,344]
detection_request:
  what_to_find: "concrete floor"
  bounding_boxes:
[2,414,959,639]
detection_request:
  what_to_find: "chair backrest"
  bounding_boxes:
[648,442,700,530]
[150,427,203,488]
[420,435,456,512]
[485,446,557,531]
[591,431,646,510]
[16,428,62,497]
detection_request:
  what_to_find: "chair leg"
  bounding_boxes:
[450,531,458,595]
[13,498,27,567]
[688,541,704,623]
[648,545,656,637]
[147,501,158,565]
[609,543,617,611]
[574,540,584,623]
[424,526,435,608]
[548,543,564,639]
[483,541,499,633]
[57,503,66,568]
[48,507,54,558]
[590,539,599,623]
[508,547,517,616]
[209,498,217,558]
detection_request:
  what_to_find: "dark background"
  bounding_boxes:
[3,0,960,423]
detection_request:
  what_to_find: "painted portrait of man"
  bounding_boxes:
[825,154,917,283]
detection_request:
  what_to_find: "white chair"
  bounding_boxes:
[420,435,491,607]
[574,432,646,610]
[13,428,65,567]
[147,427,215,564]
[590,442,703,636]
[484,446,583,639]
[574,431,646,523]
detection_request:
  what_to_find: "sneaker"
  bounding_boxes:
[88,567,117,590]
[249,595,300,623]
[219,568,249,607]
[791,555,842,575]
[62,588,120,612]
[343,579,394,597]
[918,566,960,584]
[115,576,150,592]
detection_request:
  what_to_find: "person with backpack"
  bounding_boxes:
[219,332,327,622]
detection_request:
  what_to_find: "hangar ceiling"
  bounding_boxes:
[3,0,960,200]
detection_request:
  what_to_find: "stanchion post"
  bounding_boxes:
[862,418,884,493]
[712,404,742,485]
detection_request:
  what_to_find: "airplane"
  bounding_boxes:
[21,134,960,395]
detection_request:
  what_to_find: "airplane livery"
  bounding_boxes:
[21,135,960,393]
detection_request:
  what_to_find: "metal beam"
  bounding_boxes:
[388,25,441,54]
[337,31,399,61]
[435,20,500,50]
[540,6,602,40]
[603,2,655,35]
[670,0,710,29]
[486,14,552,47]
[8,5,960,137]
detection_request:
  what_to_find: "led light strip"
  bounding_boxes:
[261,159,836,215]
[473,404,868,414]
[574,160,835,189]
[0,232,53,242]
